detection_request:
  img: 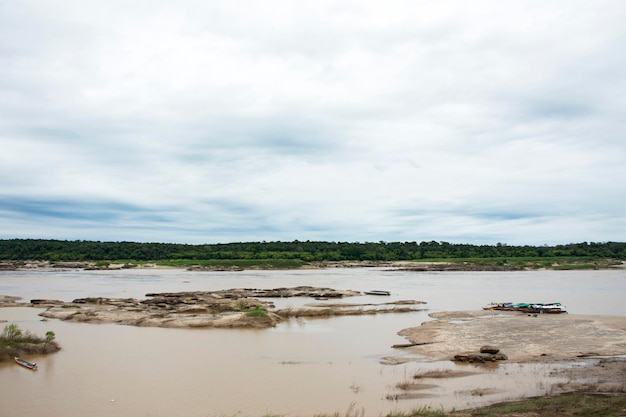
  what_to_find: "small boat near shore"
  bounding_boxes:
[483,302,567,314]
[531,303,568,314]
[364,290,391,296]
[14,357,37,370]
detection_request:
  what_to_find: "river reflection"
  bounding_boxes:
[1,268,625,417]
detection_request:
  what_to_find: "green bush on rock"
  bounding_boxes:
[244,305,269,318]
[0,324,61,360]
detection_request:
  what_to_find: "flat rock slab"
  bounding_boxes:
[398,310,626,362]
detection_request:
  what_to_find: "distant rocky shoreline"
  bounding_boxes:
[2,259,623,271]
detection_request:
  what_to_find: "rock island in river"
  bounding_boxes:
[397,310,626,362]
[22,286,427,329]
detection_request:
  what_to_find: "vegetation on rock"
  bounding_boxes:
[0,324,61,360]
[244,305,269,318]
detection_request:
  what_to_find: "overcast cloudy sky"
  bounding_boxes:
[1,1,624,245]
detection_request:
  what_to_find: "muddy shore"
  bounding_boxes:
[2,259,624,271]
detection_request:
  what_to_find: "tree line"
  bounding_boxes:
[0,239,624,262]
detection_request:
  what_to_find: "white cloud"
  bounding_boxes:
[1,0,625,244]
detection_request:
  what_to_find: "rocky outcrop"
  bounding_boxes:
[480,345,501,354]
[143,286,362,299]
[397,262,522,272]
[84,263,137,270]
[186,265,245,271]
[0,262,18,271]
[30,299,65,306]
[51,262,91,269]
[452,352,508,363]
[35,287,425,329]
[1,295,22,303]
[398,310,626,362]
[0,295,24,307]
[453,347,508,363]
[0,342,61,362]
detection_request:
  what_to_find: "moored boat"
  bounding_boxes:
[483,302,567,314]
[483,302,515,311]
[14,357,37,370]
[530,302,568,314]
[364,290,391,296]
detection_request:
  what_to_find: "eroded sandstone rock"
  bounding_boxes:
[34,287,425,329]
[480,345,500,354]
[453,351,508,363]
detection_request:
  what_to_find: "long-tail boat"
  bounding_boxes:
[14,357,37,370]
[483,302,567,314]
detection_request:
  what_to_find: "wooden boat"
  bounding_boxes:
[14,357,37,370]
[530,303,568,314]
[483,302,567,314]
[483,302,515,311]
[364,290,391,296]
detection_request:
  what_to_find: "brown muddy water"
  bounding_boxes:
[1,268,625,417]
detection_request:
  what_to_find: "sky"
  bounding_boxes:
[1,1,625,245]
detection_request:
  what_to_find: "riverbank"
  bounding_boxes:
[1,258,624,271]
[402,392,626,417]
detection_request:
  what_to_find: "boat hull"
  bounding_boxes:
[483,302,567,314]
[364,290,391,296]
[14,357,37,370]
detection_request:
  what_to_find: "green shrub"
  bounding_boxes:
[1,324,46,347]
[234,300,248,311]
[1,323,22,340]
[245,305,268,318]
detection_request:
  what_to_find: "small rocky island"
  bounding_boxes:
[3,287,427,329]
[0,322,61,362]
[395,310,626,362]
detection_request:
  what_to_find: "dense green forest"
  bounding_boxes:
[0,239,624,263]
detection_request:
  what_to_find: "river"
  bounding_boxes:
[1,267,625,417]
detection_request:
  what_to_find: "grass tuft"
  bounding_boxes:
[244,305,269,318]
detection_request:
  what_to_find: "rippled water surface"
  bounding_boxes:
[1,268,625,416]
